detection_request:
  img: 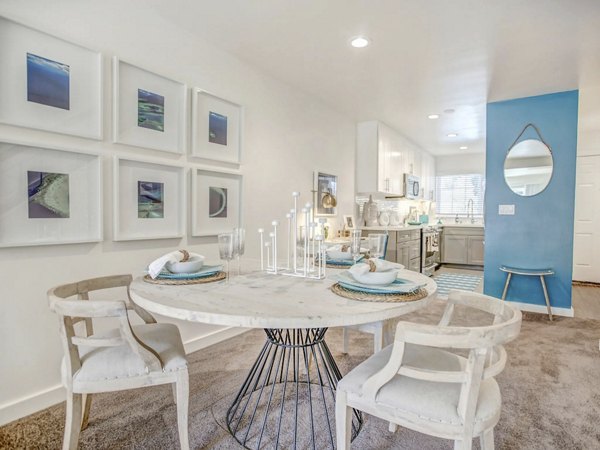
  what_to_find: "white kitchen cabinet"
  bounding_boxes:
[357,120,429,197]
[467,236,485,265]
[441,227,484,266]
[420,151,436,201]
[442,235,468,264]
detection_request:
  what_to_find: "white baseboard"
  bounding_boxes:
[507,300,574,317]
[0,326,249,427]
[0,384,65,427]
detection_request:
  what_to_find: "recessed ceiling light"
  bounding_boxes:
[350,36,370,48]
[459,146,468,150]
[427,114,440,119]
[447,133,458,138]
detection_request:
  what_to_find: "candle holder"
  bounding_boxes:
[259,191,326,279]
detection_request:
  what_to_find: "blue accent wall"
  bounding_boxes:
[484,90,579,309]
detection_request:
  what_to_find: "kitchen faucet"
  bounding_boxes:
[467,198,475,224]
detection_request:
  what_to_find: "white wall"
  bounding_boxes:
[435,153,486,176]
[0,2,356,424]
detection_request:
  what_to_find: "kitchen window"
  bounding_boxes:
[435,174,485,217]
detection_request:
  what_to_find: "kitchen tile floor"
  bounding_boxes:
[435,265,600,320]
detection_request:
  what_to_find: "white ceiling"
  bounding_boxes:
[147,0,600,156]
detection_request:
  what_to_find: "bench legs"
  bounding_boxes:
[502,271,553,321]
[501,272,512,301]
[540,275,553,321]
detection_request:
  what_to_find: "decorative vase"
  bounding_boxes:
[363,195,379,227]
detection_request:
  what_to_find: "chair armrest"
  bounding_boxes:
[126,286,157,324]
[361,342,406,401]
[394,320,515,349]
[50,299,127,318]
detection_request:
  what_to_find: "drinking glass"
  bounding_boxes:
[368,234,387,259]
[350,229,362,264]
[233,228,246,275]
[218,233,235,281]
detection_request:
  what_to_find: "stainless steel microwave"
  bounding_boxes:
[404,174,420,199]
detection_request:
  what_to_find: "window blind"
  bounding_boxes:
[435,174,485,216]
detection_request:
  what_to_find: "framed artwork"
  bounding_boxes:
[0,17,102,139]
[113,57,187,154]
[191,89,243,164]
[0,140,102,247]
[313,171,338,217]
[191,168,242,236]
[113,157,185,241]
[343,215,355,229]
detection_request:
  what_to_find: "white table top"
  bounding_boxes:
[130,269,438,329]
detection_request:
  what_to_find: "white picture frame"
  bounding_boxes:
[313,171,338,217]
[0,140,102,247]
[343,215,355,229]
[113,156,185,241]
[0,17,103,139]
[113,57,187,154]
[191,88,243,164]
[191,168,243,236]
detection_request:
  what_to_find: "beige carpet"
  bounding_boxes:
[2,299,600,449]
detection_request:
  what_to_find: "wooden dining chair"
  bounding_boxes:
[47,274,189,450]
[336,290,522,450]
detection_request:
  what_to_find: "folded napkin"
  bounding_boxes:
[348,259,401,277]
[148,250,203,279]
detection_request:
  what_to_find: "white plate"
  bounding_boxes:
[329,270,426,293]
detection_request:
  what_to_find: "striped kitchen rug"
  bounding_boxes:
[433,273,482,297]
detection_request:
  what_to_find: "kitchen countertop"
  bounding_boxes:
[360,223,484,231]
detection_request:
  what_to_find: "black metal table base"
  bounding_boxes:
[226,328,363,449]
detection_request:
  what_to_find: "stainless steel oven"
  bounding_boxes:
[421,227,441,277]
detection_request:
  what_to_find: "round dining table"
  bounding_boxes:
[130,268,437,450]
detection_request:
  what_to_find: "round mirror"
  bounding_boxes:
[504,138,553,196]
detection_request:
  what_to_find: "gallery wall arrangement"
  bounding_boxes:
[0,16,246,247]
[191,89,243,164]
[0,16,103,139]
[113,57,188,154]
[0,141,102,247]
[191,169,243,236]
[113,157,186,241]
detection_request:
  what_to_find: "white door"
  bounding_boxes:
[573,155,600,282]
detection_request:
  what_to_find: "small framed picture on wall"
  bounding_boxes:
[313,171,338,217]
[191,89,243,164]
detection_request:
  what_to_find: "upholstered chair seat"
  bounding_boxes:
[68,323,187,388]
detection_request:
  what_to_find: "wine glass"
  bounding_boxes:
[218,233,234,281]
[368,234,387,259]
[350,229,362,265]
[233,228,246,275]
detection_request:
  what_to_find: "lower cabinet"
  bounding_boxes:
[362,228,422,273]
[441,227,484,266]
[468,236,485,265]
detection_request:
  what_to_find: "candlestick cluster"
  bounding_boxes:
[258,191,327,279]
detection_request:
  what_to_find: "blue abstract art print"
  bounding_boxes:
[26,53,70,110]
[138,89,165,132]
[208,111,228,145]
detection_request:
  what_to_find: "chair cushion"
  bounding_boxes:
[71,323,187,383]
[338,344,501,426]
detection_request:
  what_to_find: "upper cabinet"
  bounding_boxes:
[356,120,435,198]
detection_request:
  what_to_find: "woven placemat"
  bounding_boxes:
[143,271,226,285]
[326,262,354,269]
[331,283,428,303]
